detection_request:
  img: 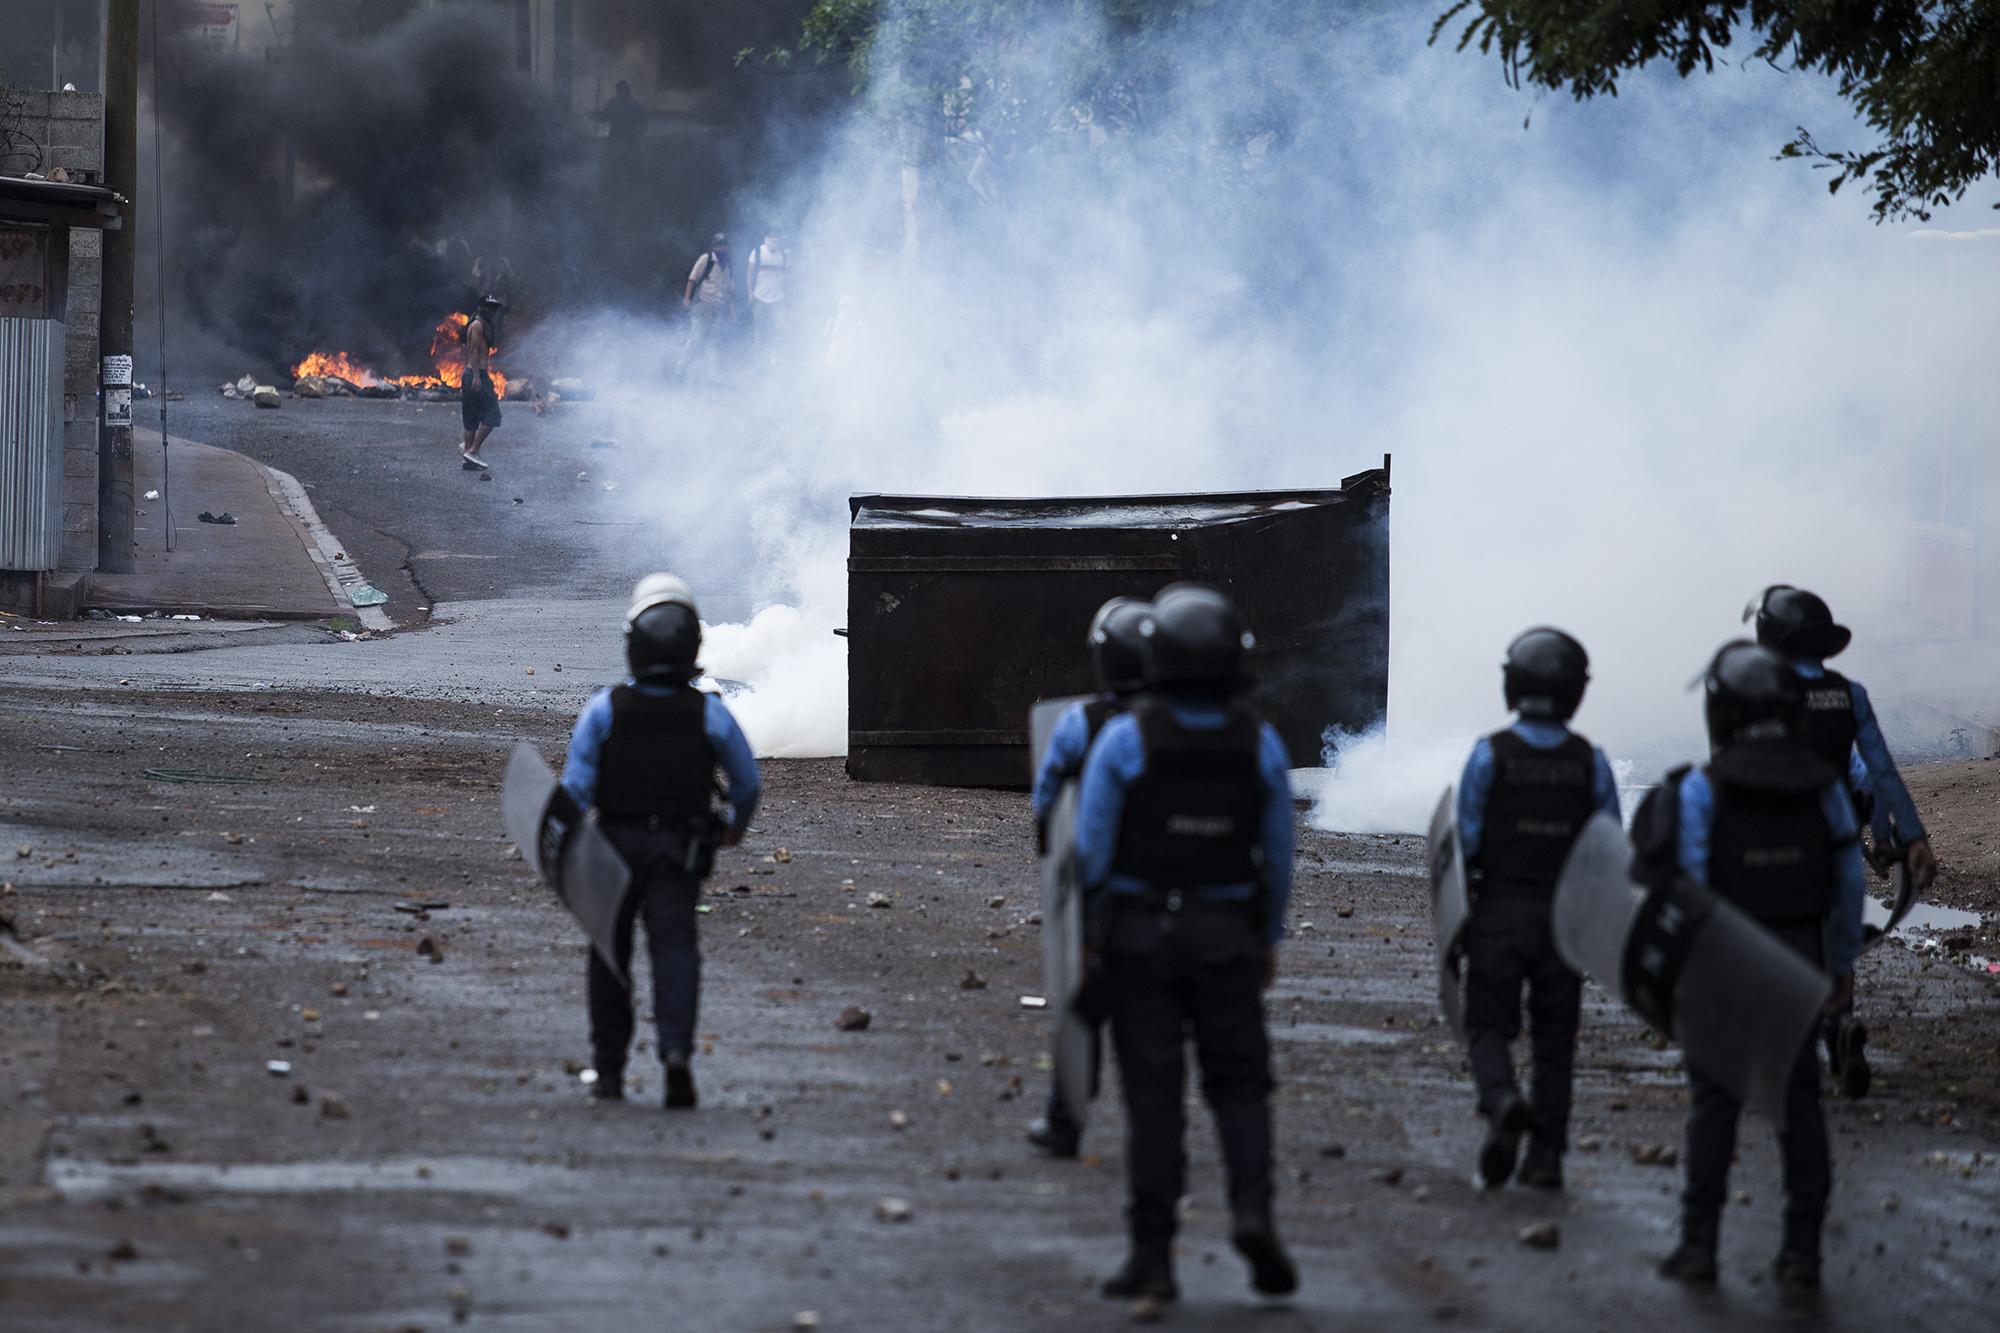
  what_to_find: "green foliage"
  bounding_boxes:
[1433,1,2000,220]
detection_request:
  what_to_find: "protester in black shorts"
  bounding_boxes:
[460,296,504,470]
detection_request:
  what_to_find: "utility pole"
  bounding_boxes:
[97,0,139,574]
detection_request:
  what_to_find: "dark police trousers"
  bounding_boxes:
[588,828,704,1077]
[1683,920,1831,1237]
[1464,895,1581,1151]
[1102,895,1273,1245]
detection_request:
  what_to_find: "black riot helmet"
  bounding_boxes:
[1501,627,1589,721]
[1087,597,1151,695]
[1702,640,1803,748]
[1139,583,1254,694]
[624,573,702,681]
[1744,584,1851,661]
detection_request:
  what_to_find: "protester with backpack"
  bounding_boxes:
[675,232,738,382]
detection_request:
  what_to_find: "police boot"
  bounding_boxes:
[1773,1216,1822,1297]
[1657,1212,1720,1286]
[1518,1138,1563,1190]
[589,1069,624,1101]
[1836,1018,1871,1099]
[663,1053,697,1110]
[1025,1115,1080,1159]
[1229,1207,1299,1297]
[1101,1243,1177,1304]
[1477,1090,1532,1190]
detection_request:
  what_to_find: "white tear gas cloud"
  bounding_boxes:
[524,7,1996,798]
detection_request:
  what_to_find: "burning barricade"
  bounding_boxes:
[281,313,510,402]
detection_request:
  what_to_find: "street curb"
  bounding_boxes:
[260,464,395,634]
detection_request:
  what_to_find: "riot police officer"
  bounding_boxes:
[561,574,762,1109]
[1455,629,1620,1189]
[1072,584,1298,1309]
[1656,641,1866,1294]
[1747,584,1935,1096]
[1025,596,1151,1158]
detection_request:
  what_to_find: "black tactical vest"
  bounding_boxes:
[1707,742,1837,923]
[1112,700,1265,889]
[594,685,718,820]
[1796,668,1858,775]
[1476,729,1596,896]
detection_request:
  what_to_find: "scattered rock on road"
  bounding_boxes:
[1518,1221,1560,1250]
[959,970,987,990]
[873,1197,913,1223]
[835,1007,872,1032]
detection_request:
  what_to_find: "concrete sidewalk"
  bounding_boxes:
[83,431,350,621]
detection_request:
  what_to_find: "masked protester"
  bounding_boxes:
[1024,597,1151,1159]
[1745,584,1934,1098]
[1455,629,1620,1190]
[560,575,761,1109]
[1655,641,1867,1295]
[1072,584,1298,1313]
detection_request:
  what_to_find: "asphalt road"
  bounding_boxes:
[1,657,1997,1331]
[160,392,786,623]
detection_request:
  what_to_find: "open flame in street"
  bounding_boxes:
[292,313,506,396]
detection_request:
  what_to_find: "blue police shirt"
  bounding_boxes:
[1792,660,1927,843]
[1673,767,1867,976]
[562,679,763,833]
[1072,701,1293,944]
[1030,696,1107,823]
[1455,718,1621,861]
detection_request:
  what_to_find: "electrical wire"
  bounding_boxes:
[149,0,172,550]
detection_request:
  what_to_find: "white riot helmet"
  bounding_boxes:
[624,573,701,679]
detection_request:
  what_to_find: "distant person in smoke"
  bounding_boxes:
[674,233,736,383]
[747,228,788,362]
[459,295,504,471]
[598,79,647,145]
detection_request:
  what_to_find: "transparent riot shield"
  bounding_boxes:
[1555,812,1831,1120]
[1031,696,1095,1129]
[1426,787,1472,1043]
[503,743,633,987]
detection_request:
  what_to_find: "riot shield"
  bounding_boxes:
[1861,863,1916,950]
[503,743,633,987]
[1554,812,1832,1121]
[1425,787,1472,1043]
[1031,695,1095,1129]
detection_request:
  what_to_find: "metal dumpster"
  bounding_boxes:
[846,460,1391,786]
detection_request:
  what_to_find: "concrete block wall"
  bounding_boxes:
[2,90,105,183]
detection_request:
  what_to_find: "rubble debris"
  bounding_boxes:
[139,1123,170,1153]
[143,490,159,501]
[235,374,256,395]
[295,376,328,398]
[444,1236,473,1257]
[197,511,238,525]
[1630,1143,1678,1167]
[320,1091,351,1119]
[394,901,450,916]
[1518,1221,1561,1250]
[550,377,591,400]
[793,1314,821,1330]
[252,385,282,409]
[835,1007,872,1032]
[416,937,443,963]
[542,1221,572,1239]
[959,970,988,990]
[266,1060,292,1077]
[1371,1166,1404,1186]
[106,1239,140,1262]
[986,895,1005,909]
[866,892,893,909]
[1019,996,1048,1009]
[889,1110,910,1130]
[873,1197,914,1224]
[291,1085,310,1105]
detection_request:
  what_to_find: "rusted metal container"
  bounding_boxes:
[847,461,1391,786]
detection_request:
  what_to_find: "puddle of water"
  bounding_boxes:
[1866,896,1983,935]
[1269,1021,1409,1048]
[43,1155,578,1202]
